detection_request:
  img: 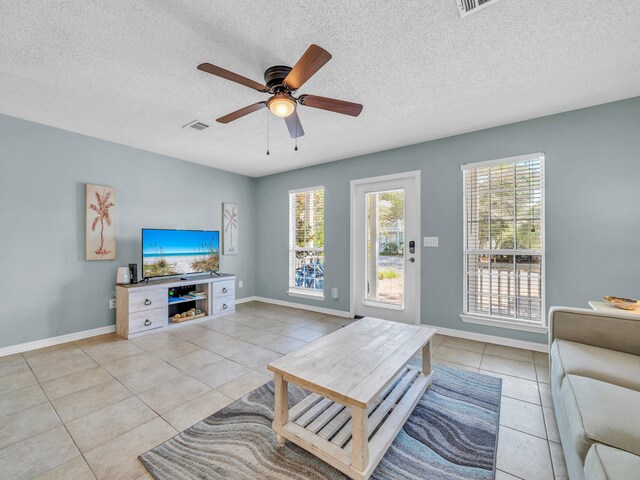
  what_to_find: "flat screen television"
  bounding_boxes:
[142,229,220,279]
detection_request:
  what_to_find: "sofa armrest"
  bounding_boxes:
[549,307,640,355]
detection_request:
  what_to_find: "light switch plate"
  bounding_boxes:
[423,237,439,247]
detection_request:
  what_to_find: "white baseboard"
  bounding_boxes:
[242,296,548,351]
[0,302,547,358]
[250,296,352,318]
[235,296,258,305]
[428,325,549,352]
[0,325,116,358]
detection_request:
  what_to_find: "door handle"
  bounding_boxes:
[222,287,228,293]
[407,257,415,263]
[144,319,151,326]
[144,299,152,305]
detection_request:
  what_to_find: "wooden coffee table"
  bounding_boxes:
[267,317,437,480]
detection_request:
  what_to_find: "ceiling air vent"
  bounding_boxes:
[457,0,499,17]
[183,120,210,131]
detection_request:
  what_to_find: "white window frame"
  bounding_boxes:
[460,153,547,334]
[287,186,325,300]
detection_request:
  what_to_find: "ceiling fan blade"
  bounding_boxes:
[298,94,363,117]
[216,102,267,124]
[284,45,332,90]
[198,63,269,92]
[284,111,305,138]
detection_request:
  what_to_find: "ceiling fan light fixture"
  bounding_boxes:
[267,94,296,118]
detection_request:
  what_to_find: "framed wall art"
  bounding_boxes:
[223,202,238,255]
[86,183,116,260]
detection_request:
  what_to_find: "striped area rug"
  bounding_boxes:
[140,365,502,479]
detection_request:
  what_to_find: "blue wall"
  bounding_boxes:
[2,98,639,349]
[254,98,640,344]
[0,114,256,348]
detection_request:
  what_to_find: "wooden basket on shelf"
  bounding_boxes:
[603,296,640,311]
[171,312,206,323]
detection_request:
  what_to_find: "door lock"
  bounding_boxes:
[409,240,415,254]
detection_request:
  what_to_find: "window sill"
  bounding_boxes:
[460,314,548,334]
[287,290,325,301]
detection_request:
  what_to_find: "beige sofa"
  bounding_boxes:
[549,307,640,480]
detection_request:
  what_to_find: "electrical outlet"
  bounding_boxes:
[238,280,244,288]
[109,298,116,309]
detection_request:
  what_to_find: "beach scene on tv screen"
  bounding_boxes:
[143,230,219,278]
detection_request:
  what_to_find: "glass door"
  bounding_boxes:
[352,172,420,324]
[365,189,405,307]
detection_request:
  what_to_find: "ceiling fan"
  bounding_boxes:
[197,44,363,139]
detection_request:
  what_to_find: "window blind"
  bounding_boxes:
[289,187,325,293]
[463,154,545,324]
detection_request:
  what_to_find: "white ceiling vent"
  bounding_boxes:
[457,0,499,17]
[183,120,210,131]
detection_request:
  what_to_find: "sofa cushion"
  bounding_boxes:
[561,374,640,461]
[550,339,640,392]
[585,444,640,480]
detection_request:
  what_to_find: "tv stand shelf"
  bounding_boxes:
[115,273,235,339]
[168,296,207,305]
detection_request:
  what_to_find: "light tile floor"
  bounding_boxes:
[0,301,566,479]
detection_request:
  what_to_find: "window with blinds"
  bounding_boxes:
[289,187,325,296]
[462,153,545,326]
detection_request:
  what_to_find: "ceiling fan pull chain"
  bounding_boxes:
[266,109,270,155]
[295,121,299,151]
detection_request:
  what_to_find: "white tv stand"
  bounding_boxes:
[115,273,235,339]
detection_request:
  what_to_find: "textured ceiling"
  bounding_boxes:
[1,1,639,177]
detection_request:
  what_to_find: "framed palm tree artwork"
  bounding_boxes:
[86,183,116,260]
[223,202,238,255]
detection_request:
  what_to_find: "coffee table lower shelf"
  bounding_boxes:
[272,365,432,480]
